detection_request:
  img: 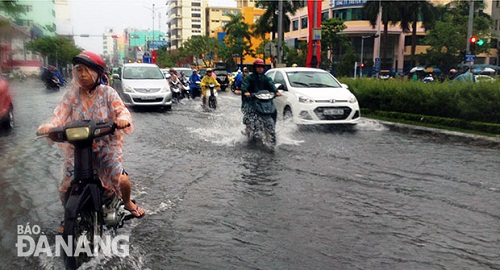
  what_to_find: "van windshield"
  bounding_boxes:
[123,66,164,79]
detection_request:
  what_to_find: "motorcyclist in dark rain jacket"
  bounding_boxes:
[239,59,280,133]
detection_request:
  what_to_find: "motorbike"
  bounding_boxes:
[245,90,277,150]
[207,83,218,110]
[191,81,202,99]
[180,77,191,99]
[37,120,134,269]
[42,71,64,90]
[170,80,182,103]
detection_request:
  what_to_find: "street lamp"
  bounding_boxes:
[143,4,166,49]
[360,36,370,78]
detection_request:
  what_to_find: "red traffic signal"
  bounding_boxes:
[470,36,477,44]
[360,62,365,68]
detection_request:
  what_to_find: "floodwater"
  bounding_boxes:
[0,79,498,269]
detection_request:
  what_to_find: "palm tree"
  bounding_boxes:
[223,13,253,66]
[397,0,437,67]
[363,0,401,69]
[254,0,305,40]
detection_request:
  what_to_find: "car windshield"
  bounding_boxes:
[123,66,164,79]
[286,71,342,88]
[174,68,193,77]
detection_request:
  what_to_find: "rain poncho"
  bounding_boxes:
[44,67,133,196]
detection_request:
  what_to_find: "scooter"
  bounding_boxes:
[37,120,134,269]
[180,77,191,99]
[43,75,63,90]
[191,81,202,99]
[245,90,277,150]
[170,80,182,103]
[207,83,218,110]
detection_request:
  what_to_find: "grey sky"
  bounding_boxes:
[67,0,235,54]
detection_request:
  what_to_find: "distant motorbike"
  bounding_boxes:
[245,90,277,150]
[37,120,134,270]
[191,81,202,99]
[42,70,64,90]
[180,77,191,99]
[170,80,182,103]
[207,83,218,110]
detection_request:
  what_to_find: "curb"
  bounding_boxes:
[378,120,500,150]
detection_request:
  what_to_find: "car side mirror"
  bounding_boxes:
[112,74,120,80]
[275,83,286,91]
[165,74,171,80]
[341,83,349,89]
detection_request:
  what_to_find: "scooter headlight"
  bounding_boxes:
[65,127,90,141]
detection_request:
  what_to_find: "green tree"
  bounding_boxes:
[363,0,401,69]
[397,0,437,67]
[0,1,25,20]
[181,35,218,68]
[223,13,253,66]
[321,18,349,70]
[25,36,82,67]
[254,0,305,40]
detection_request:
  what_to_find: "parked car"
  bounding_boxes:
[0,77,14,129]
[214,69,229,91]
[112,63,172,110]
[265,67,360,126]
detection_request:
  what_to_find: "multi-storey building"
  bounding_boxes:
[286,0,498,73]
[166,0,208,50]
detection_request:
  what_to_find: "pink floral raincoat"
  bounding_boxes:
[47,82,133,196]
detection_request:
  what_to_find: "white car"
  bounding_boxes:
[265,67,360,125]
[113,63,172,110]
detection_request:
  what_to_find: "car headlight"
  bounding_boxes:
[349,95,358,103]
[160,85,170,93]
[298,95,315,103]
[123,85,135,93]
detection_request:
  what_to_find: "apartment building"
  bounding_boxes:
[166,0,208,50]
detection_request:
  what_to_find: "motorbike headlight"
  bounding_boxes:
[349,95,358,103]
[298,95,315,103]
[65,127,90,141]
[123,85,135,93]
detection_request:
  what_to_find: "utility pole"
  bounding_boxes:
[466,0,474,55]
[277,0,283,65]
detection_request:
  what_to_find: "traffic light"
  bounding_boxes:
[477,39,485,46]
[360,62,365,68]
[469,36,477,54]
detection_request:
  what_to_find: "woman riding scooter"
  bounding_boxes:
[37,51,145,222]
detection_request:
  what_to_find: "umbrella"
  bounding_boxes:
[482,67,495,73]
[410,66,425,73]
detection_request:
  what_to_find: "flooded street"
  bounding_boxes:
[1,79,499,269]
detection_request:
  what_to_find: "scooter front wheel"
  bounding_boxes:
[63,210,101,269]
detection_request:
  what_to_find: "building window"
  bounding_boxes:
[192,13,201,17]
[292,19,298,31]
[301,17,307,29]
[192,2,201,6]
[192,30,201,33]
[192,19,201,22]
[322,11,329,21]
[192,24,201,28]
[191,8,201,11]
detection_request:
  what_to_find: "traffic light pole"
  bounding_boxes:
[466,0,474,55]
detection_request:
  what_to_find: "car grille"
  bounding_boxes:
[132,97,164,103]
[314,106,352,120]
[314,99,348,103]
[135,88,161,93]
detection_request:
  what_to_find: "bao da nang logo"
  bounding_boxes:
[16,223,129,257]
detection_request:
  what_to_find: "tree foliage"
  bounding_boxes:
[223,13,253,66]
[25,36,82,67]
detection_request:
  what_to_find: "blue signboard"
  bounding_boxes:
[465,54,476,63]
[374,57,381,73]
[149,40,168,50]
[142,52,151,63]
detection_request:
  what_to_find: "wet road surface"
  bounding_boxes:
[0,79,498,269]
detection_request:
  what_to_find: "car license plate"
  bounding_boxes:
[323,108,344,115]
[141,96,156,100]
